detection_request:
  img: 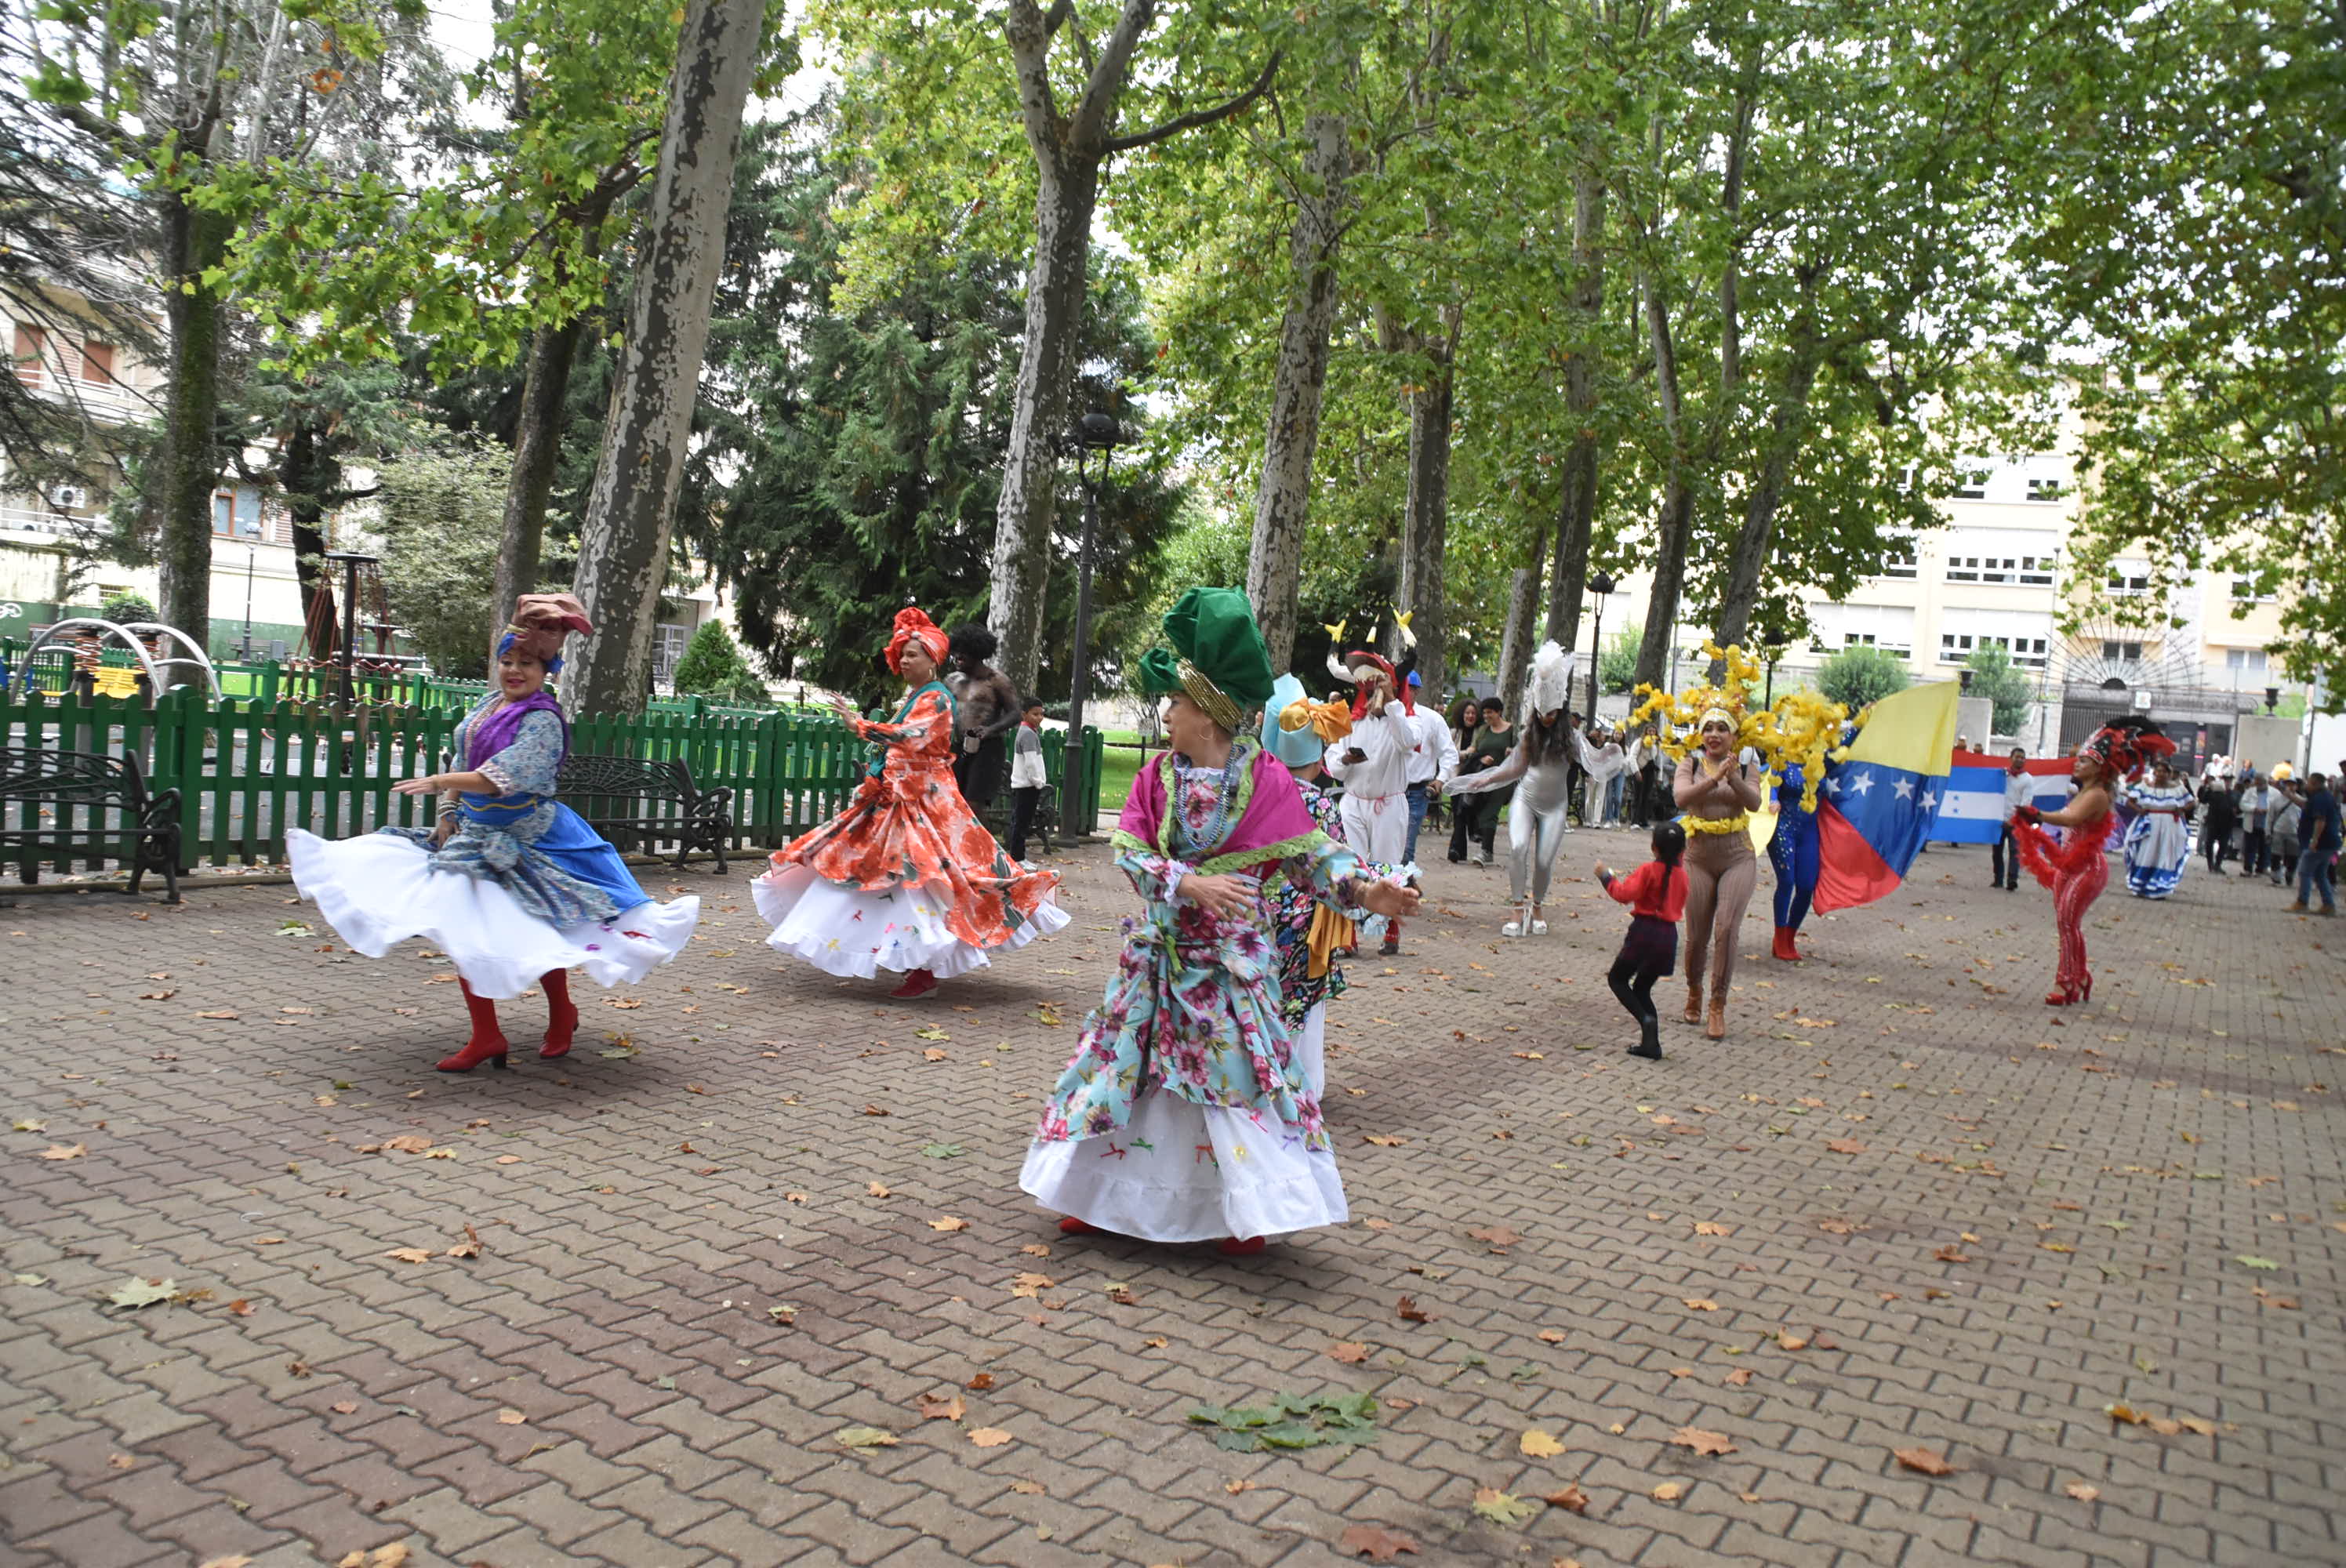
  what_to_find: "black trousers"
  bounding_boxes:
[954,733,1008,807]
[1990,826,2019,887]
[1608,916,1679,1027]
[1007,786,1042,862]
[2241,827,2267,875]
[2203,822,2234,872]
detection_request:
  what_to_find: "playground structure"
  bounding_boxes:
[5,618,221,701]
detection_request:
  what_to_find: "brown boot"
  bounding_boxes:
[1705,981,1728,1040]
[1683,979,1702,1025]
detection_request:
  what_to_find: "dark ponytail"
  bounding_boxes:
[1651,820,1686,869]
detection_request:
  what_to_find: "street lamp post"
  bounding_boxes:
[1062,411,1123,834]
[1585,570,1614,720]
[321,550,377,707]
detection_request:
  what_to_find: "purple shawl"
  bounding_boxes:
[466,691,569,775]
[1118,742,1320,867]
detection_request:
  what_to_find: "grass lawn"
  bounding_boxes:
[1093,728,1150,819]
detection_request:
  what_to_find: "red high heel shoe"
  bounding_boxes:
[889,968,939,1000]
[539,969,578,1059]
[1218,1236,1267,1257]
[1771,926,1803,962]
[1058,1215,1097,1236]
[2044,982,2079,1007]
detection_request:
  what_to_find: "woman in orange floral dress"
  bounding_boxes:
[753,608,1066,999]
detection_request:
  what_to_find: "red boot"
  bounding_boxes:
[1058,1215,1098,1236]
[1772,926,1803,962]
[539,968,578,1059]
[889,968,939,1000]
[1218,1236,1267,1257]
[438,981,510,1073]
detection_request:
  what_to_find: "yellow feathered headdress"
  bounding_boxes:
[1627,641,1847,811]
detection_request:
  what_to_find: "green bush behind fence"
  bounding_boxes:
[3,685,1105,877]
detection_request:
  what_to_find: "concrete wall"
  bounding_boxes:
[2231,714,2302,777]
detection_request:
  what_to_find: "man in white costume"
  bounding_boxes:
[1400,670,1459,862]
[1324,649,1417,953]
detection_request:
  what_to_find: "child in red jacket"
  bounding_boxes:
[1595,822,1688,1061]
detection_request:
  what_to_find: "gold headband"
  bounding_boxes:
[1178,659,1243,732]
[1699,707,1736,730]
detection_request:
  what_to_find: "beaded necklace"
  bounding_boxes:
[1171,743,1250,861]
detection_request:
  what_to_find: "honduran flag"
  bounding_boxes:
[1931,750,2074,845]
[1813,681,1959,913]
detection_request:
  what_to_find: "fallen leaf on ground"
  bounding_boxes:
[1395,1295,1433,1323]
[1470,1487,1541,1527]
[929,1216,969,1232]
[917,1393,964,1422]
[1538,1328,1566,1344]
[867,1182,891,1198]
[1010,1479,1044,1494]
[969,1427,1013,1448]
[36,1144,85,1160]
[1519,1428,1565,1457]
[1894,1446,1955,1475]
[383,1248,434,1264]
[835,1426,899,1448]
[1364,1134,1407,1146]
[1725,1367,1752,1387]
[967,1373,996,1391]
[1825,1138,1868,1155]
[1545,1483,1589,1514]
[227,1299,253,1316]
[1682,1298,1720,1312]
[197,1558,254,1568]
[1671,1427,1737,1456]
[1651,1481,1685,1502]
[1694,1221,1733,1236]
[1336,1523,1421,1561]
[1468,1225,1523,1249]
[2065,1482,2101,1501]
[104,1277,176,1310]
[861,1104,890,1117]
[1932,1245,1972,1263]
[380,1134,432,1154]
[496,1409,525,1425]
[1328,1341,1371,1364]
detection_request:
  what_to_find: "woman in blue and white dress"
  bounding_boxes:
[2121,760,2193,899]
[288,595,699,1073]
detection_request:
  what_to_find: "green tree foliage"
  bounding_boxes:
[1597,630,1640,696]
[371,442,564,677]
[97,591,157,625]
[2032,0,2344,691]
[1815,645,1912,713]
[670,619,767,704]
[681,117,1185,708]
[1963,645,2036,737]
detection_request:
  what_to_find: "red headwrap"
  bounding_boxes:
[1343,649,1412,719]
[885,606,949,675]
[500,593,594,663]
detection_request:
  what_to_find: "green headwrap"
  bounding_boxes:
[1135,586,1276,732]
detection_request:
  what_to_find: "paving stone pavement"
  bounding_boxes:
[2,830,2342,1568]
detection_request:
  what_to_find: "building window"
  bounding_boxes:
[11,324,45,386]
[1952,467,1989,499]
[2026,477,2065,502]
[80,343,115,383]
[2225,648,2268,673]
[2229,577,2272,603]
[2107,570,2152,597]
[1945,554,2055,585]
[2101,639,2144,662]
[1879,553,1918,580]
[2017,556,2055,585]
[1940,633,1975,659]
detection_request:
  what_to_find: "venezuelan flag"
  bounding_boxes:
[1813,681,1959,913]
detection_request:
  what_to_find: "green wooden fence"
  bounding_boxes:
[3,687,1106,877]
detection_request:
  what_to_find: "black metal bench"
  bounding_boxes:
[0,748,183,903]
[557,753,733,873]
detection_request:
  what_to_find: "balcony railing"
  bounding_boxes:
[11,363,151,423]
[0,503,96,536]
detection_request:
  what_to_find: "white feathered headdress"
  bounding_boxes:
[1527,641,1575,717]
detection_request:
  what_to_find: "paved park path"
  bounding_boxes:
[3,833,2341,1567]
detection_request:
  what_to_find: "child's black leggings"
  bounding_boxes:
[1607,914,1680,1025]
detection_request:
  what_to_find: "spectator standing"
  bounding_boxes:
[1449,697,1514,867]
[1005,697,1048,866]
[2237,771,2275,877]
[2287,772,2340,914]
[1991,749,2032,891]
[2198,768,2240,874]
[2268,782,2301,886]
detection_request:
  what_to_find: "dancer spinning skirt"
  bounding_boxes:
[2014,717,2169,1004]
[1022,590,1418,1252]
[2121,760,2192,899]
[288,595,701,1073]
[753,607,1065,1000]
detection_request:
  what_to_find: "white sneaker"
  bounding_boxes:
[1502,919,1524,938]
[1531,919,1549,936]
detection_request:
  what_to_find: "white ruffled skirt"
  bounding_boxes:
[288,829,700,1000]
[1018,1023,1348,1245]
[751,865,1069,980]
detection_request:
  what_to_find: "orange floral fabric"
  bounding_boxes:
[768,688,1060,949]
